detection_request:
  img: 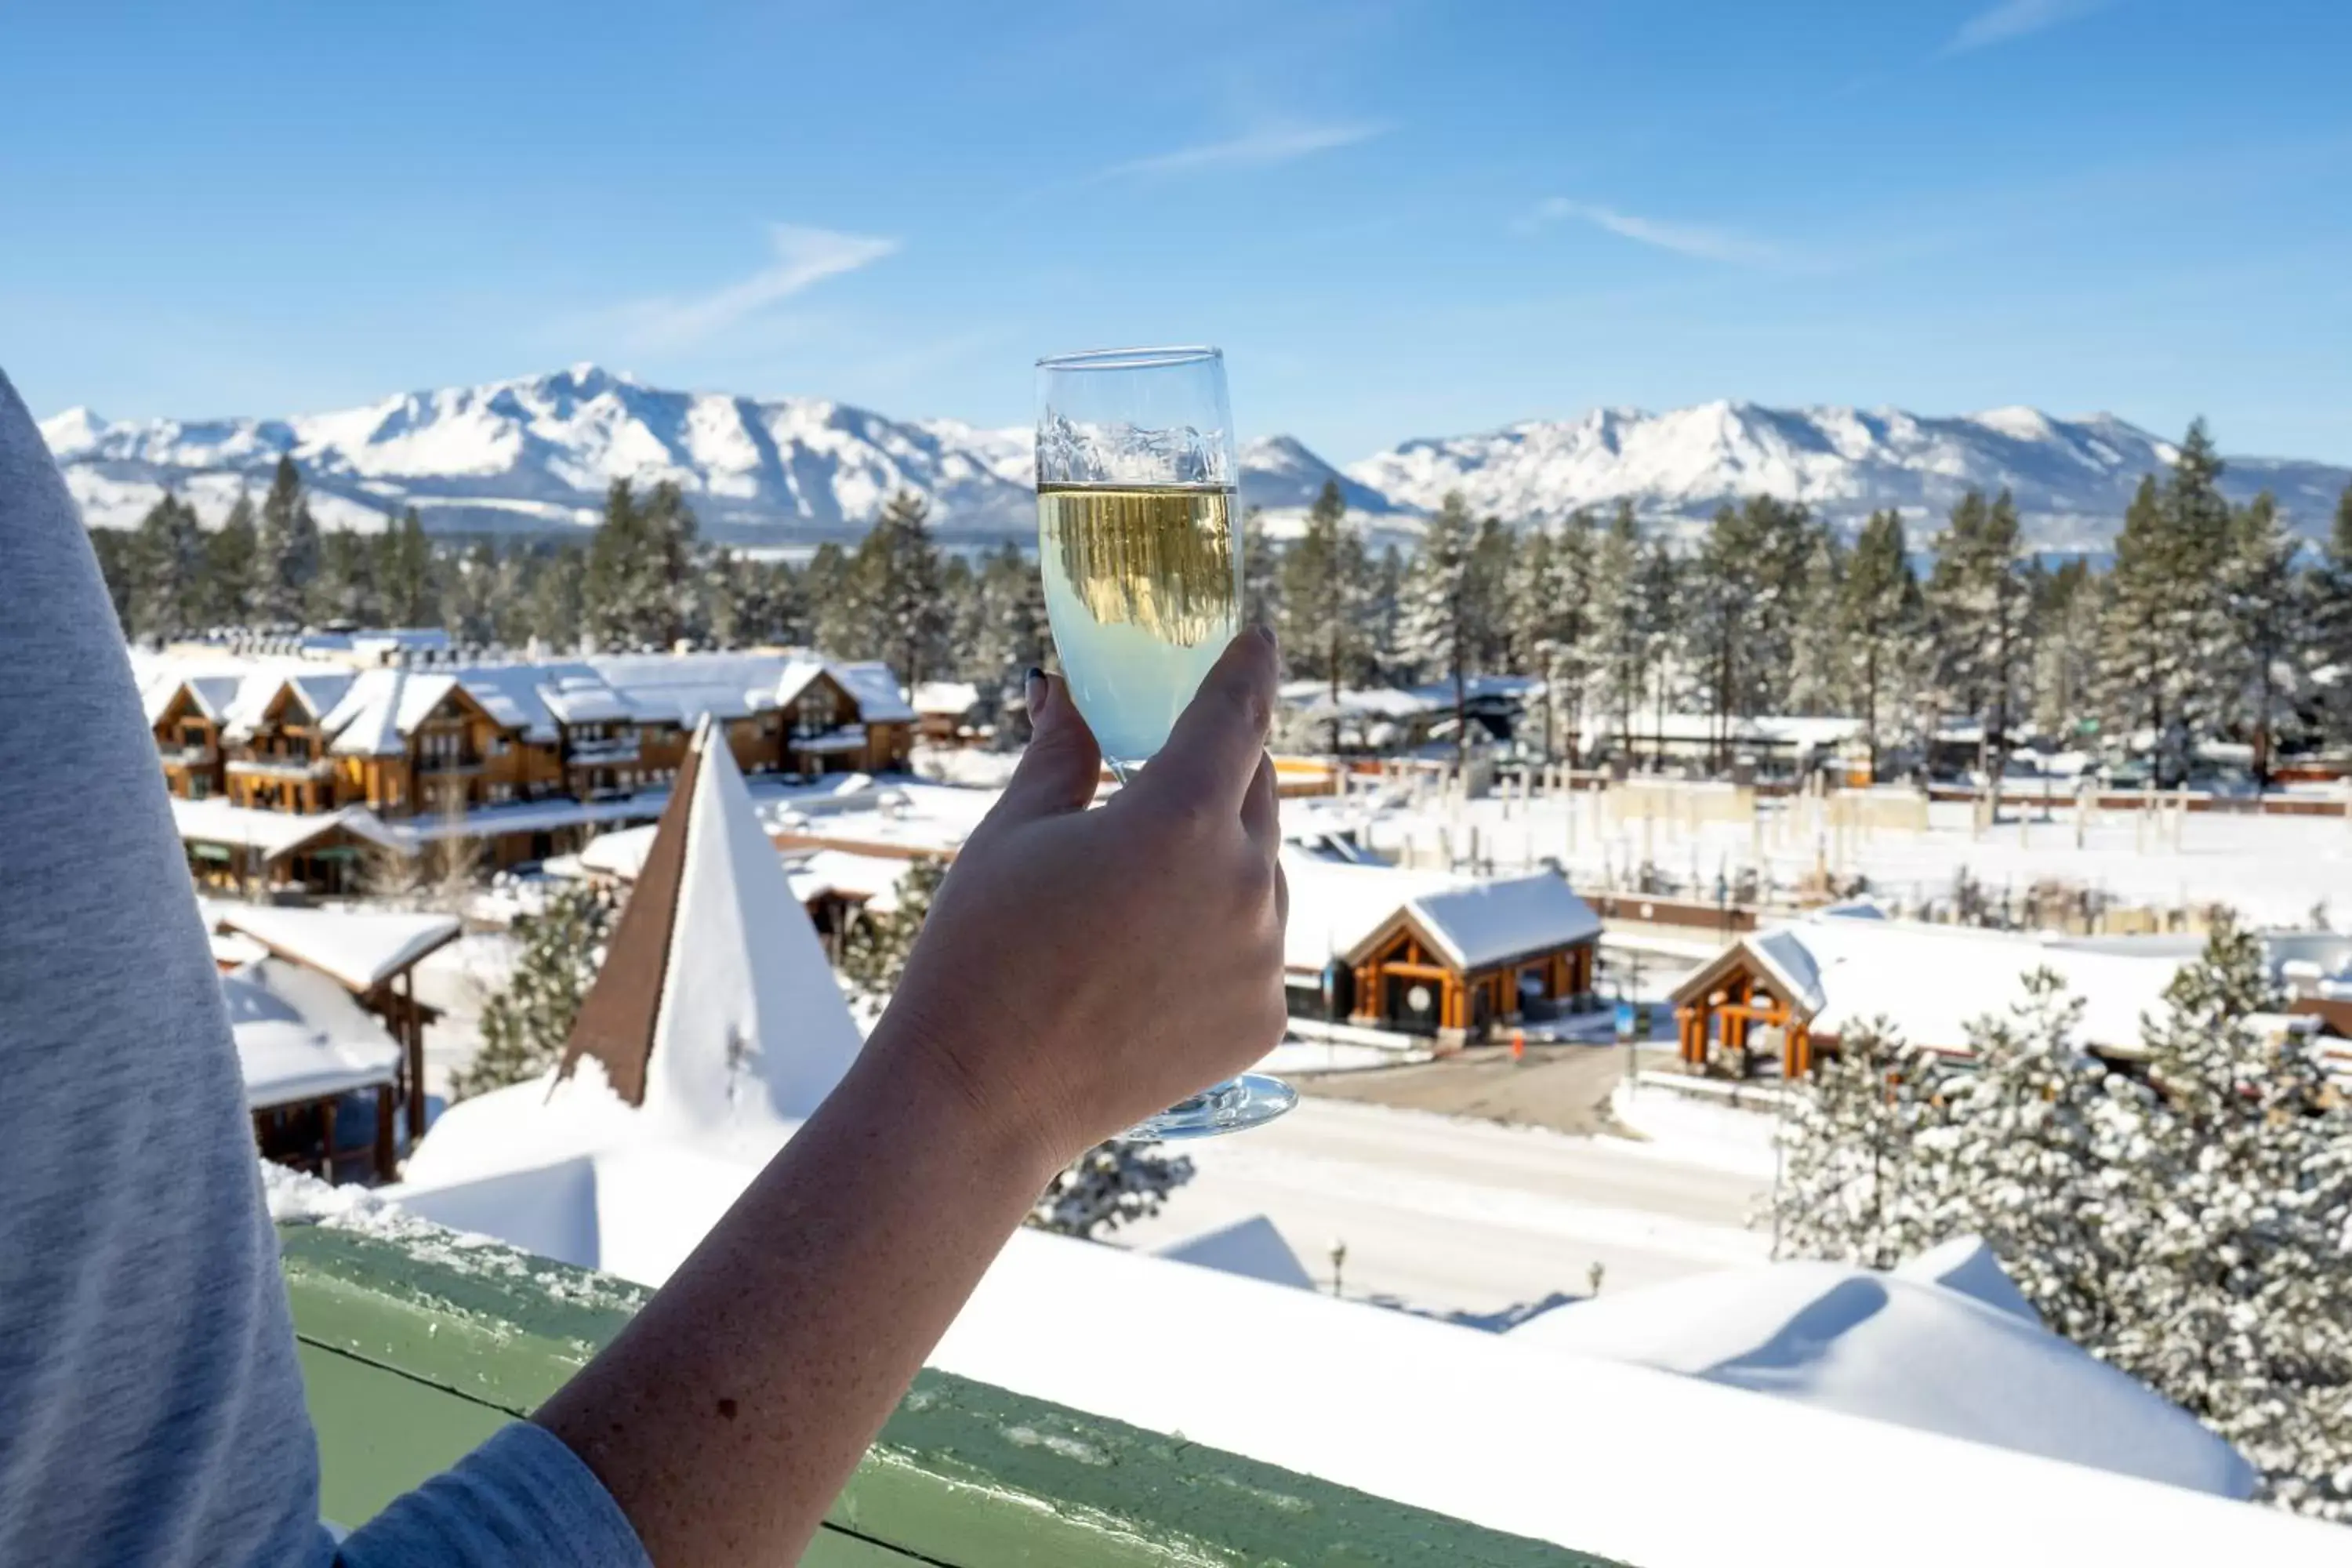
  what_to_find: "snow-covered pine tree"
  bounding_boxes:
[1582,501,1648,753]
[524,543,587,651]
[2220,491,2305,786]
[129,492,205,638]
[2310,484,2352,751]
[862,490,946,688]
[255,456,321,625]
[2118,916,2352,1520]
[1785,521,1849,718]
[1924,488,2032,786]
[453,883,617,1100]
[1840,509,1922,780]
[1240,503,1282,632]
[2029,557,2100,748]
[1769,1018,1953,1268]
[837,854,1196,1238]
[2099,424,2236,785]
[1399,491,1480,764]
[1909,969,2160,1345]
[837,856,949,1006]
[1505,512,1595,760]
[966,542,1049,727]
[1029,1139,1196,1239]
[206,492,262,627]
[1278,481,1373,750]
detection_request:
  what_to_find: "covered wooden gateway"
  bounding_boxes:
[1671,936,1819,1079]
[1327,873,1602,1042]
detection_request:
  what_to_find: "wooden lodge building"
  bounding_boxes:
[1668,916,2191,1079]
[1280,849,1602,1043]
[140,648,916,894]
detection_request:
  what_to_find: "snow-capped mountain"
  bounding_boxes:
[1347,401,2350,549]
[41,371,2349,551]
[43,365,1042,539]
[1237,434,1407,517]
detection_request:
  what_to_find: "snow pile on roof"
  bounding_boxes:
[1278,850,1465,973]
[1895,1234,2043,1325]
[1405,874,1601,969]
[910,680,981,717]
[1154,1216,1316,1291]
[212,903,460,993]
[400,723,862,1217]
[1509,1252,2254,1498]
[1279,849,1598,975]
[170,797,402,858]
[576,823,659,881]
[1708,916,2190,1054]
[830,660,916,723]
[223,958,403,1109]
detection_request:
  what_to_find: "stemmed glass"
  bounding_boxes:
[1035,346,1296,1138]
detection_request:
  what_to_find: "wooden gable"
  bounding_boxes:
[1668,941,1812,1022]
[1346,909,1454,976]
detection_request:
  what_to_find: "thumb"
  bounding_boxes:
[987,667,1102,826]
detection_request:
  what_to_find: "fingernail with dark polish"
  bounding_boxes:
[1025,667,1048,716]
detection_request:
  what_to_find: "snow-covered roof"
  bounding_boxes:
[222,958,403,1110]
[910,680,982,717]
[1277,680,1442,720]
[1682,916,2191,1055]
[170,797,402,859]
[215,670,356,740]
[212,903,461,993]
[1154,1215,1316,1291]
[576,823,659,882]
[832,659,916,723]
[1278,850,1466,974]
[320,668,462,757]
[1403,873,1602,970]
[401,720,862,1192]
[1508,1250,2254,1499]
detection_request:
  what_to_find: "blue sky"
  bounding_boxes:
[3,0,2348,463]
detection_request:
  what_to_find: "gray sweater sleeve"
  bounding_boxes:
[0,368,646,1568]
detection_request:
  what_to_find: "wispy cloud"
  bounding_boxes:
[1943,0,2113,56]
[599,225,897,352]
[1100,120,1387,180]
[1518,198,1778,266]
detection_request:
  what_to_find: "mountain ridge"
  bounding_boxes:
[41,368,2351,550]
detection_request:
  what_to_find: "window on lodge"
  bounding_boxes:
[179,721,205,749]
[793,688,838,739]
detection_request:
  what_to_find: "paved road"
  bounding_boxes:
[1114,1095,1769,1323]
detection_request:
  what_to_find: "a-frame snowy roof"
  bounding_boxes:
[212,902,461,994]
[402,717,862,1195]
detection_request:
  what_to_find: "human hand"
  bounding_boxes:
[866,628,1288,1174]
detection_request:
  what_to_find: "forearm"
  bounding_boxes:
[532,1021,1058,1563]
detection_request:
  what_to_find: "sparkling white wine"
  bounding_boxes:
[1037,483,1239,766]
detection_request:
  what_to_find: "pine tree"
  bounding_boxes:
[312,530,379,626]
[1583,502,1649,752]
[1277,481,1372,749]
[128,493,205,638]
[965,543,1050,718]
[807,540,873,660]
[1399,492,1479,764]
[1924,488,2032,781]
[2029,557,2100,746]
[89,528,138,633]
[839,857,949,1004]
[1682,497,1809,769]
[255,456,321,624]
[1841,510,1921,779]
[584,480,699,648]
[1504,513,1595,760]
[1770,1019,1952,1269]
[1467,515,1515,673]
[1367,544,1403,682]
[1240,504,1282,631]
[376,506,437,626]
[207,492,261,626]
[2310,485,2352,750]
[2100,423,2236,785]
[453,884,616,1100]
[445,539,507,646]
[522,542,586,650]
[1785,522,1849,717]
[1028,1141,1196,1239]
[2118,915,2352,1519]
[861,491,946,688]
[2220,492,2303,786]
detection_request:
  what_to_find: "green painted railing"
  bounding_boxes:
[281,1221,1613,1566]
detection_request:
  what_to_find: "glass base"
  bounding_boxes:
[1121,1073,1297,1141]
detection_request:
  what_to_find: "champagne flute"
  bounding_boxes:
[1035,346,1296,1138]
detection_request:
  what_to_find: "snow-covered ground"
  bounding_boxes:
[1114,1097,1769,1323]
[1346,788,2352,927]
